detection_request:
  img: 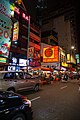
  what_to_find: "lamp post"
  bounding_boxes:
[71,46,76,55]
[26,15,30,72]
[71,46,75,50]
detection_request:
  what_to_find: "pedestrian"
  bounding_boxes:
[69,73,73,80]
[63,73,68,81]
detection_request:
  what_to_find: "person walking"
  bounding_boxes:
[63,73,68,82]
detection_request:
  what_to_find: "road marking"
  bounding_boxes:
[30,96,40,102]
[60,85,67,90]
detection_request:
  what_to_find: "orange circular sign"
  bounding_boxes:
[45,48,53,57]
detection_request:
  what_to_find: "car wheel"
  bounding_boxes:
[12,113,26,120]
[34,84,39,92]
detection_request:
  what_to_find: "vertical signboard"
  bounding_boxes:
[12,21,19,42]
[27,47,34,58]
[0,0,12,58]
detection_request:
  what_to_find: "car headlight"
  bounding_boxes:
[21,96,31,107]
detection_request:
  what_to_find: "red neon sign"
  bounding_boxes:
[14,7,20,15]
[22,13,29,21]
[14,6,29,21]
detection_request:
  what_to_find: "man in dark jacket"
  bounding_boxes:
[63,73,68,81]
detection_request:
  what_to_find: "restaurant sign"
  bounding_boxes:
[43,46,59,63]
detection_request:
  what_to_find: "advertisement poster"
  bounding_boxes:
[27,47,34,58]
[43,46,59,62]
[0,0,12,58]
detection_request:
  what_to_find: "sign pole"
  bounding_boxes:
[27,16,30,72]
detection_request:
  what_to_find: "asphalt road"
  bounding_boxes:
[19,80,80,120]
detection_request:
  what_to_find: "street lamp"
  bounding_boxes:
[71,46,75,50]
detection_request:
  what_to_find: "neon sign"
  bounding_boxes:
[14,6,20,14]
[22,13,29,21]
[14,6,29,21]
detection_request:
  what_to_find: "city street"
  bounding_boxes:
[19,80,80,120]
[0,0,80,120]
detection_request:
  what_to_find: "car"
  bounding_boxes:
[73,74,80,80]
[0,90,33,120]
[0,71,40,93]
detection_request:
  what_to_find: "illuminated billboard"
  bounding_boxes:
[27,47,34,58]
[43,46,59,62]
[67,54,71,63]
[19,59,29,66]
[0,57,6,63]
[12,22,19,41]
[0,0,12,58]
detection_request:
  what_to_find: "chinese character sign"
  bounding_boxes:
[0,0,12,58]
[43,46,59,62]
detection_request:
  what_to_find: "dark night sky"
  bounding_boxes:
[23,0,80,18]
[22,0,80,52]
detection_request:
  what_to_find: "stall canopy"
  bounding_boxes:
[32,66,53,72]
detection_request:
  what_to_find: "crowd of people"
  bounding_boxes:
[39,71,80,84]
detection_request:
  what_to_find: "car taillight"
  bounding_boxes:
[21,96,31,107]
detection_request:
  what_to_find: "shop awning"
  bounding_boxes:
[32,66,53,72]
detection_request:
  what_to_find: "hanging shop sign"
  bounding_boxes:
[19,58,29,67]
[67,54,76,64]
[29,59,40,67]
[43,46,59,62]
[13,6,29,21]
[67,54,71,63]
[8,66,16,71]
[61,62,68,67]
[12,21,19,41]
[27,47,34,58]
[0,57,6,63]
[0,0,12,58]
[75,54,80,64]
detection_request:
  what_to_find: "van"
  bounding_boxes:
[0,71,40,92]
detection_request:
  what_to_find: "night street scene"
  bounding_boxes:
[0,0,80,120]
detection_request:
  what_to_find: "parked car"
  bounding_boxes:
[0,71,40,93]
[0,90,33,120]
[73,74,80,80]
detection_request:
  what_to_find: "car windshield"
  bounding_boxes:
[3,72,24,79]
[0,71,32,80]
[0,91,19,98]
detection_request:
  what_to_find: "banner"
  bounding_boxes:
[0,0,12,58]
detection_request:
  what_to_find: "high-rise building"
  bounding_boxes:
[42,3,78,55]
[7,0,41,71]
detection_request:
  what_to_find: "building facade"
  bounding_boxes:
[0,0,41,71]
[42,4,78,54]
